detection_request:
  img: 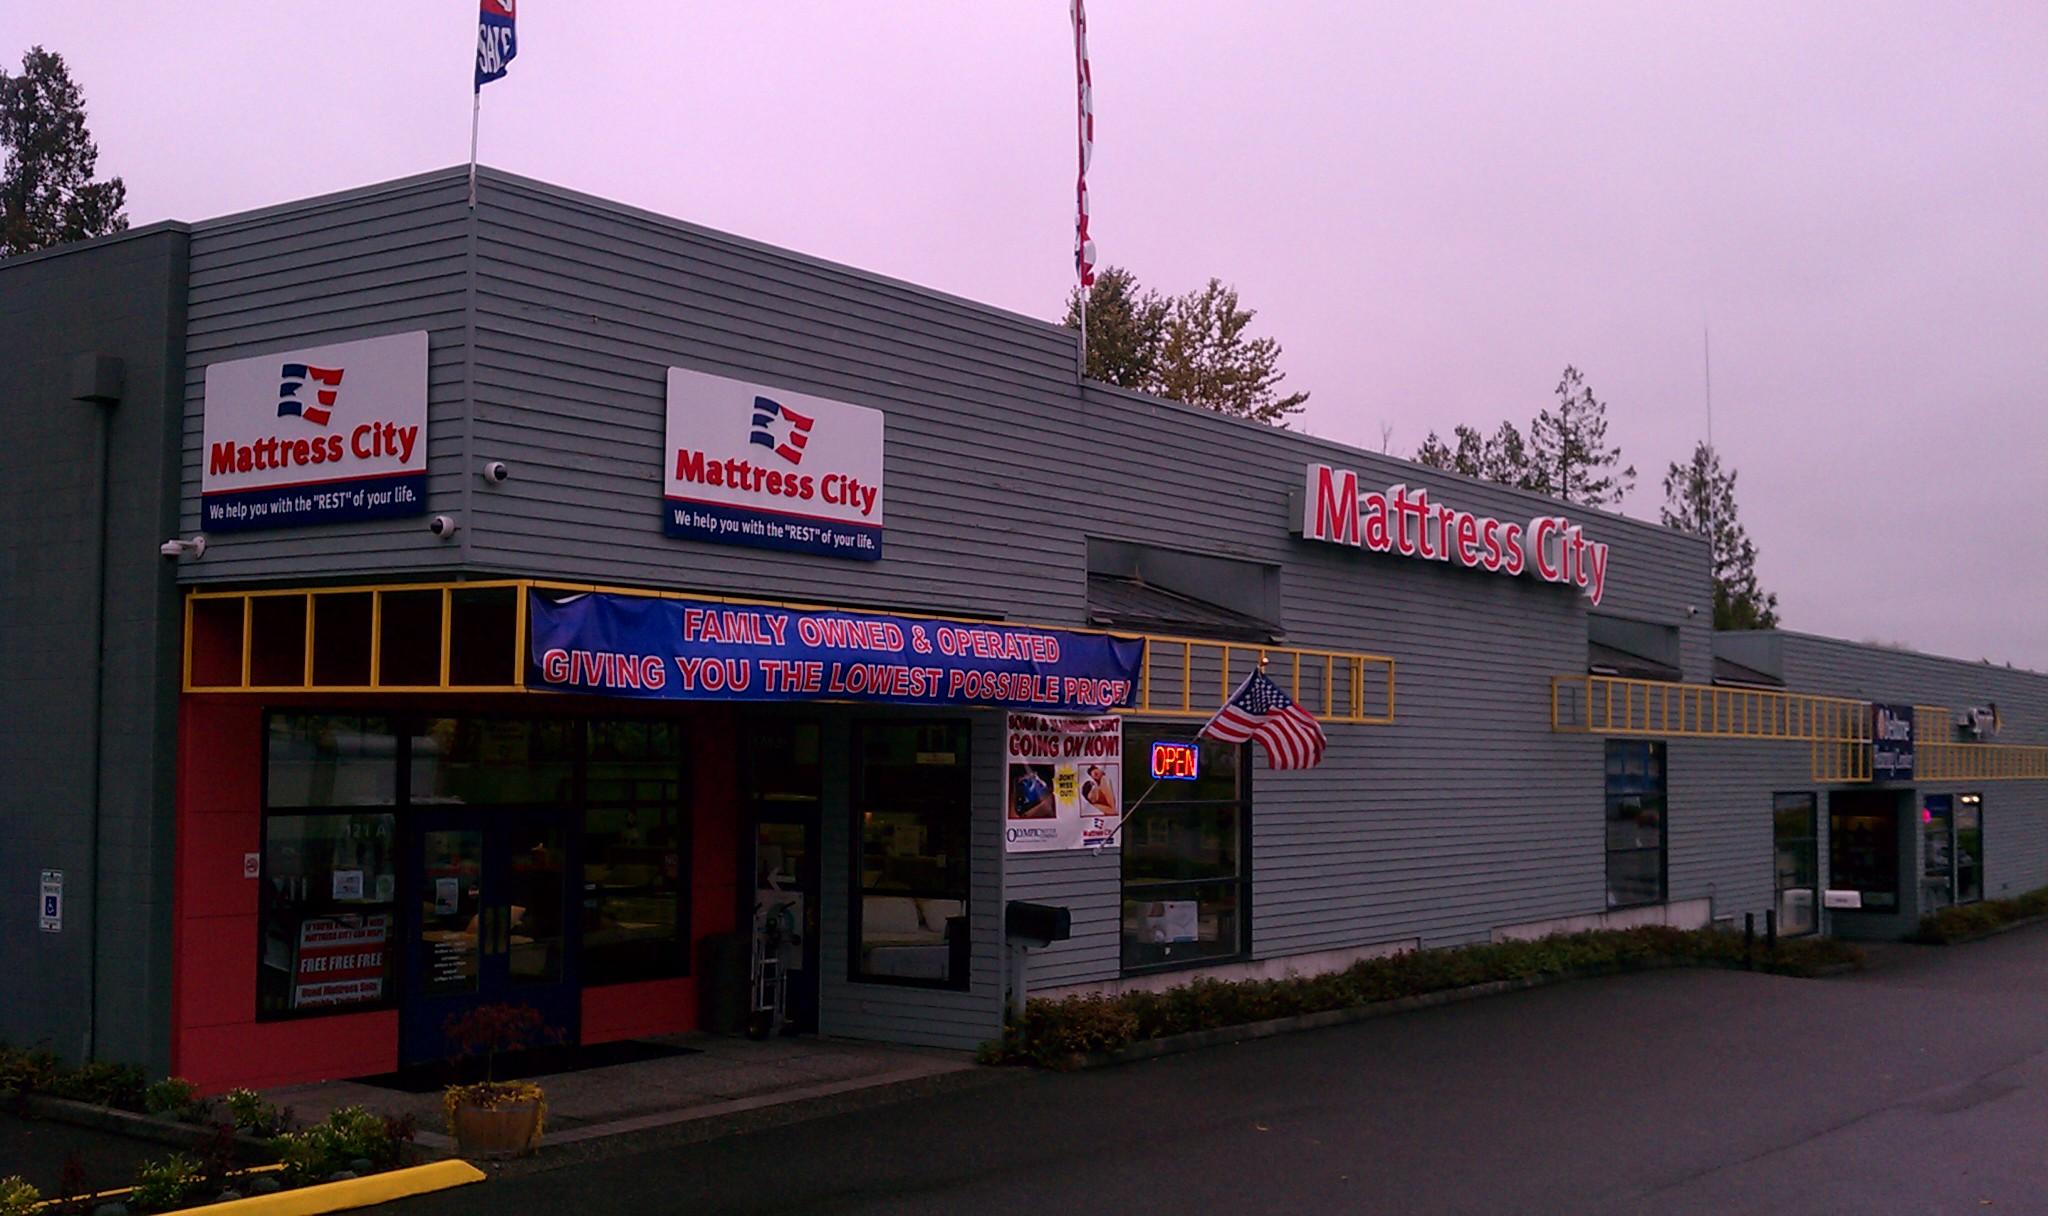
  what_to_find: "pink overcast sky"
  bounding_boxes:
[6,2,2044,669]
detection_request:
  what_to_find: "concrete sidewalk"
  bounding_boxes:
[266,1035,975,1156]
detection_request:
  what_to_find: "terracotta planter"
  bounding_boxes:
[449,1099,543,1157]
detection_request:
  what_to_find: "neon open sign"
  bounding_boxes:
[1150,741,1201,781]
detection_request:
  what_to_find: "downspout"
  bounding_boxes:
[73,354,124,1062]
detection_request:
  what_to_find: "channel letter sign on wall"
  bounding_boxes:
[1297,462,1613,605]
[664,367,885,561]
[200,331,429,532]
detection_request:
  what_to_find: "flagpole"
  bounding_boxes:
[468,91,481,209]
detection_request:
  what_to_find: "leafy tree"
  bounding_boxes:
[1064,266,1169,389]
[1,47,127,257]
[1529,365,1634,507]
[1661,441,1779,631]
[1155,278,1308,427]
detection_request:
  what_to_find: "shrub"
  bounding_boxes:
[0,1176,41,1216]
[1918,885,2048,943]
[143,1077,202,1120]
[48,1061,147,1111]
[221,1088,289,1137]
[987,926,1865,1066]
[272,1105,410,1181]
[0,1045,59,1097]
[131,1154,206,1212]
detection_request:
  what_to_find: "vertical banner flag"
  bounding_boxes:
[476,0,517,90]
[1201,669,1329,770]
[1071,0,1095,288]
[1006,713,1123,852]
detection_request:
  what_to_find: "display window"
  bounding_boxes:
[1118,724,1250,973]
[850,721,971,989]
[1605,740,1666,909]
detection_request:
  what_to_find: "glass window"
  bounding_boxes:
[1605,740,1666,909]
[1772,793,1818,936]
[582,802,685,985]
[1956,795,1983,905]
[411,718,575,804]
[1829,791,1900,909]
[851,722,970,988]
[266,714,399,806]
[258,811,399,1016]
[1119,724,1250,972]
[1920,795,1957,913]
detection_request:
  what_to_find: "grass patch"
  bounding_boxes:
[983,926,1863,1067]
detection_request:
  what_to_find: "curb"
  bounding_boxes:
[17,1094,274,1156]
[161,1160,486,1216]
[1046,956,1859,1070]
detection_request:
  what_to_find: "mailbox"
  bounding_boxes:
[1005,900,1072,947]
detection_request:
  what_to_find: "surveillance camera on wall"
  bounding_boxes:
[429,515,459,539]
[1686,605,1700,618]
[480,460,510,484]
[159,536,207,559]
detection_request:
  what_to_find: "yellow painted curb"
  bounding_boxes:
[165,1160,488,1216]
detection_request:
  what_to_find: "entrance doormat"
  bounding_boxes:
[354,1039,702,1094]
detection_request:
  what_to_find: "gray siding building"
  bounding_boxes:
[3,167,2044,1088]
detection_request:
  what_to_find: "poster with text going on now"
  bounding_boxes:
[1005,713,1122,852]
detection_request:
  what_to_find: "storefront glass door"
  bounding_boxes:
[1921,796,1956,913]
[743,720,822,1033]
[401,807,580,1065]
[1772,793,1818,936]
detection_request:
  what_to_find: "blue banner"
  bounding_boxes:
[476,0,517,91]
[201,472,426,532]
[527,590,1142,713]
[1872,702,1915,781]
[663,497,883,561]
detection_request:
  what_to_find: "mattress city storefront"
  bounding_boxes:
[5,167,2047,1090]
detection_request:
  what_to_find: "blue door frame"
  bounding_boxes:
[400,805,582,1066]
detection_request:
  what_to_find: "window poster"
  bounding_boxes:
[1005,713,1122,852]
[291,913,390,1009]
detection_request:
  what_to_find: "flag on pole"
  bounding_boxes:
[1071,0,1096,288]
[1201,669,1329,770]
[476,0,518,92]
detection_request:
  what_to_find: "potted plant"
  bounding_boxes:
[441,1004,552,1157]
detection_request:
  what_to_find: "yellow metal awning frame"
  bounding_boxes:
[1552,674,2048,783]
[182,578,1396,725]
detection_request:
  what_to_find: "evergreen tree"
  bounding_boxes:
[1529,365,1634,507]
[1415,425,1488,478]
[1661,441,1780,631]
[1,47,127,257]
[1063,265,1168,390]
[1481,419,1544,491]
[1155,279,1309,427]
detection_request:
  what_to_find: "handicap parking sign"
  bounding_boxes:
[38,870,61,933]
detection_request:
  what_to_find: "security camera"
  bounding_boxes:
[1686,606,1700,618]
[159,536,207,559]
[429,515,459,539]
[480,461,510,484]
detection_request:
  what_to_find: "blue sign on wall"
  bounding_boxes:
[527,590,1142,714]
[1872,702,1915,782]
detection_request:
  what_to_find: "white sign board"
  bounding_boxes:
[201,331,429,531]
[1822,889,1864,910]
[39,870,62,933]
[664,367,884,560]
[1004,713,1122,851]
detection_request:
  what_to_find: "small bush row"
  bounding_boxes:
[0,1106,413,1215]
[983,926,1864,1067]
[1918,885,2048,944]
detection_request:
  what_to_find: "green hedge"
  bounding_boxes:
[984,926,1863,1067]
[1918,885,2048,943]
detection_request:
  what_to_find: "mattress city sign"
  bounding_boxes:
[665,367,885,561]
[1299,463,1612,605]
[201,331,428,532]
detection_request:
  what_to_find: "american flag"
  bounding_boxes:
[1071,0,1096,287]
[1201,670,1328,770]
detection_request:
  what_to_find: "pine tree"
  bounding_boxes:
[1661,441,1779,631]
[1063,266,1168,389]
[1155,279,1309,427]
[1,47,127,257]
[1529,366,1634,507]
[1416,425,1489,478]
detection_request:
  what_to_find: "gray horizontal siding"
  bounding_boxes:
[176,173,474,581]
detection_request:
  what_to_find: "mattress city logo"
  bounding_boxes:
[749,396,815,465]
[1299,462,1612,605]
[277,363,344,426]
